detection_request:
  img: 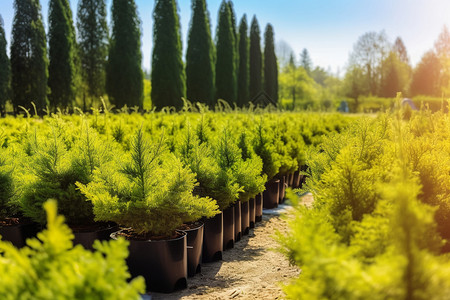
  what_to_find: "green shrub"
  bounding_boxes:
[0,147,17,219]
[19,123,111,225]
[252,120,281,181]
[79,128,219,236]
[177,125,241,210]
[0,200,145,299]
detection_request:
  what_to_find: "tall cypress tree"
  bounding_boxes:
[215,0,236,103]
[0,15,10,116]
[151,0,185,110]
[77,0,108,110]
[249,15,262,100]
[186,0,215,106]
[237,14,249,107]
[264,24,278,103]
[107,0,143,109]
[10,0,48,114]
[48,0,76,110]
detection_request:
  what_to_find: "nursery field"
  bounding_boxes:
[1,107,450,299]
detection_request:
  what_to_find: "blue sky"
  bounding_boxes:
[1,0,449,74]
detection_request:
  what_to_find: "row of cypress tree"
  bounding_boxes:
[153,0,278,110]
[0,0,278,115]
[0,0,141,115]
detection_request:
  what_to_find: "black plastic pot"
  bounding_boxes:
[293,170,301,188]
[0,221,40,248]
[222,205,235,250]
[278,176,286,204]
[263,179,280,209]
[249,197,256,228]
[178,222,204,277]
[73,223,119,250]
[255,193,263,223]
[111,230,187,293]
[202,212,223,263]
[241,200,250,235]
[234,200,242,242]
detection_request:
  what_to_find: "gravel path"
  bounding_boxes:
[149,204,301,300]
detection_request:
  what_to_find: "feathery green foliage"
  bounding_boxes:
[0,147,17,219]
[249,16,262,100]
[280,107,450,299]
[215,0,237,103]
[263,24,278,103]
[77,0,109,109]
[0,200,145,299]
[0,16,10,116]
[151,0,186,110]
[107,0,143,109]
[19,122,111,225]
[48,0,77,110]
[79,128,218,236]
[186,0,215,107]
[237,15,249,107]
[252,120,281,181]
[10,0,48,114]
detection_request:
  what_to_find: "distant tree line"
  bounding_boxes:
[276,27,450,111]
[343,28,450,105]
[0,0,279,115]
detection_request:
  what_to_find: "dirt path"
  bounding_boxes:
[150,204,301,300]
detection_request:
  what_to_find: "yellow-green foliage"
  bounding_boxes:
[0,200,145,299]
[280,110,450,299]
[78,128,219,236]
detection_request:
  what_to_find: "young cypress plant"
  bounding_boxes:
[0,200,146,299]
[10,0,48,114]
[215,0,237,104]
[0,15,10,116]
[249,15,262,100]
[107,0,143,110]
[77,0,109,109]
[0,147,18,220]
[78,128,218,237]
[19,122,112,226]
[186,0,215,107]
[263,24,278,104]
[151,0,186,110]
[177,125,240,211]
[252,120,281,182]
[48,0,77,110]
[237,15,249,107]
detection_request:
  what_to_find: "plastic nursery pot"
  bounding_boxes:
[263,179,280,209]
[249,197,256,228]
[278,176,287,204]
[293,170,301,188]
[286,173,293,187]
[72,222,119,250]
[241,200,250,235]
[202,212,223,263]
[111,230,187,293]
[234,200,242,242]
[177,222,204,277]
[222,204,235,250]
[255,193,263,223]
[0,220,40,248]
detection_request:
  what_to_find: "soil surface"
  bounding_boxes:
[149,194,313,300]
